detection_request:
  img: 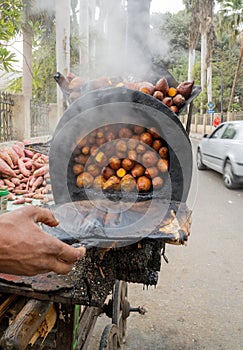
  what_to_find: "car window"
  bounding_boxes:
[221,124,238,140]
[209,124,226,139]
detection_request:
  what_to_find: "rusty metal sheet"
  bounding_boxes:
[0,272,73,293]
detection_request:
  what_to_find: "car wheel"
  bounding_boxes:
[223,160,236,189]
[197,149,207,170]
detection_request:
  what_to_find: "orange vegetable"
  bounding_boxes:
[168,87,177,97]
[116,168,127,178]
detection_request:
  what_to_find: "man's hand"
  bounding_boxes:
[0,206,86,276]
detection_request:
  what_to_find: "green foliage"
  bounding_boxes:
[0,0,23,71]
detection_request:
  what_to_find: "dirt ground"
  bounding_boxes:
[87,154,243,350]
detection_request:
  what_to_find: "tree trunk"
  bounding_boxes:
[22,25,33,97]
[56,0,71,117]
[79,0,89,70]
[200,32,207,114]
[207,63,212,103]
[227,42,243,117]
[188,48,195,81]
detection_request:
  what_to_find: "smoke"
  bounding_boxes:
[28,0,55,16]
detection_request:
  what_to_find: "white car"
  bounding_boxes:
[197,121,243,189]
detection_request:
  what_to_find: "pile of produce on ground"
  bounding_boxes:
[0,142,52,205]
[71,123,169,194]
[55,71,194,114]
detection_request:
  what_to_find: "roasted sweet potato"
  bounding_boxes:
[87,164,100,177]
[93,175,106,189]
[152,139,163,152]
[128,150,137,161]
[137,176,151,192]
[176,80,194,99]
[120,174,137,192]
[131,164,145,178]
[140,132,153,146]
[162,97,173,107]
[121,158,134,171]
[116,168,127,178]
[145,167,159,179]
[155,77,169,95]
[109,157,121,171]
[133,125,145,135]
[103,176,121,191]
[172,94,186,107]
[102,166,115,179]
[152,176,164,190]
[142,151,158,168]
[153,90,164,101]
[158,147,169,159]
[115,140,127,153]
[118,127,133,139]
[157,158,169,173]
[76,172,94,188]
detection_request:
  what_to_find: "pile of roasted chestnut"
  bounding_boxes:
[71,124,169,193]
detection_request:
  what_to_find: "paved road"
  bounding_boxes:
[88,140,243,350]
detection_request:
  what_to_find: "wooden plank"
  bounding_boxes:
[0,299,53,350]
[0,295,18,320]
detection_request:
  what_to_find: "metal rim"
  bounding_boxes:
[99,324,119,350]
[223,161,235,188]
[196,149,204,169]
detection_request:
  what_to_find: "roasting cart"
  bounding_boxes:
[0,67,200,350]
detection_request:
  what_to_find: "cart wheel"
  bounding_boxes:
[99,324,119,350]
[112,280,129,346]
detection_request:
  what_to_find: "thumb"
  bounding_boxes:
[31,207,59,227]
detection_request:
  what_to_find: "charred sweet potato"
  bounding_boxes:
[172,94,186,107]
[102,166,115,179]
[155,77,169,95]
[176,80,194,99]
